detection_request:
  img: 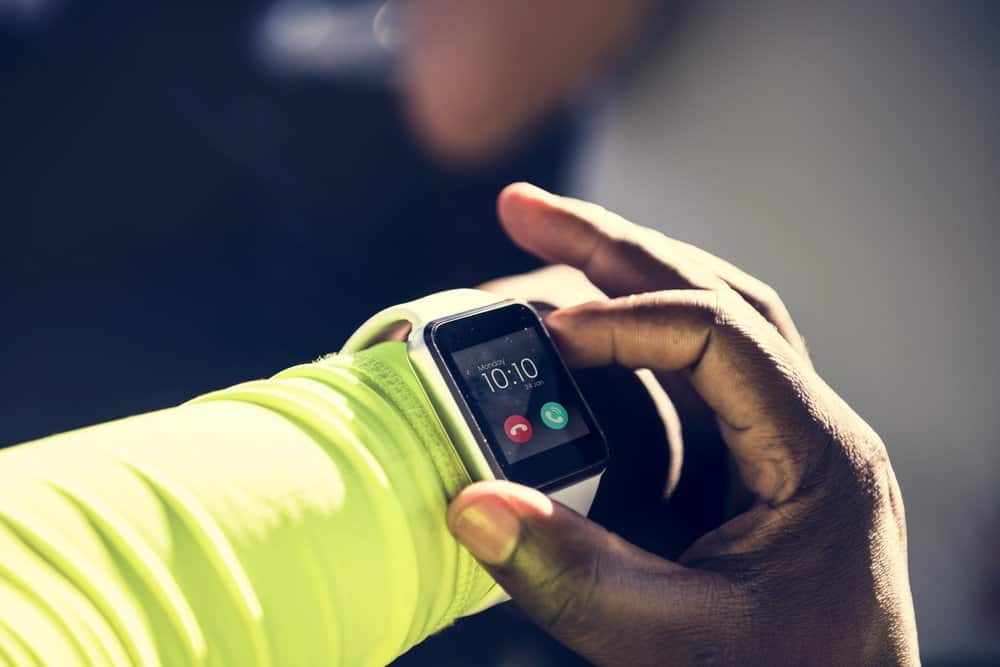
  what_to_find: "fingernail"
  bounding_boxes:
[544,309,568,328]
[520,182,554,198]
[543,310,575,341]
[451,497,521,565]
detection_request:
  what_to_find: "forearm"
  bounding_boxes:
[0,342,495,666]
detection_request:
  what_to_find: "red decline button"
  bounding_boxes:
[503,415,533,444]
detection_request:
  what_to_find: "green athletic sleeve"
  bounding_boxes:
[0,342,497,667]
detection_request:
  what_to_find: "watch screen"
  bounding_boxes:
[429,303,607,490]
[450,328,590,465]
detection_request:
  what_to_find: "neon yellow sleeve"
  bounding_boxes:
[0,342,496,667]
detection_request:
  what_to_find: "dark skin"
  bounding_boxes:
[447,183,920,665]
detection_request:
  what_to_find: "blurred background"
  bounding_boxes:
[2,1,998,665]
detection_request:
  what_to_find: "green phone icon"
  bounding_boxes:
[540,401,569,430]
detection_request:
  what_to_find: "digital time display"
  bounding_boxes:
[429,302,607,490]
[449,328,592,465]
[478,357,541,392]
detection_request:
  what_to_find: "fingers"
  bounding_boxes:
[497,182,809,359]
[498,182,723,295]
[673,241,809,360]
[546,290,820,504]
[448,481,742,666]
[497,183,822,500]
[478,264,607,312]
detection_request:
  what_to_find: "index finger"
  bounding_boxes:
[546,289,824,505]
[498,182,723,295]
[498,183,809,358]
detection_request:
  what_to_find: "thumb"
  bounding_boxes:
[447,481,735,664]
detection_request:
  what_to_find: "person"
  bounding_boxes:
[0,184,918,666]
[450,183,920,665]
[0,1,572,448]
[400,5,1000,661]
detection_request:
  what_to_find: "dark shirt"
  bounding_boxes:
[0,6,721,666]
[0,1,573,446]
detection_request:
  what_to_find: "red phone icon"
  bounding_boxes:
[503,415,533,444]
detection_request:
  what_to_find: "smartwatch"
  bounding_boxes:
[341,289,608,517]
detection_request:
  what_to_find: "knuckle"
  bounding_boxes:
[755,281,784,312]
[568,198,628,238]
[710,287,751,325]
[815,415,897,506]
[608,224,652,264]
[849,432,894,500]
[574,198,618,227]
[533,549,604,635]
[756,288,796,336]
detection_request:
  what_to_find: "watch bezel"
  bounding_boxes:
[424,301,608,493]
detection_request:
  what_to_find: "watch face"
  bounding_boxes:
[427,302,608,491]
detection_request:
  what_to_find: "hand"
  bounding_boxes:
[448,183,919,665]
[480,264,685,506]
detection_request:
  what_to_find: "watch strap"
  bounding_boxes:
[343,288,604,517]
[341,289,502,354]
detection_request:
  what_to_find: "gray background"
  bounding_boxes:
[575,1,999,661]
